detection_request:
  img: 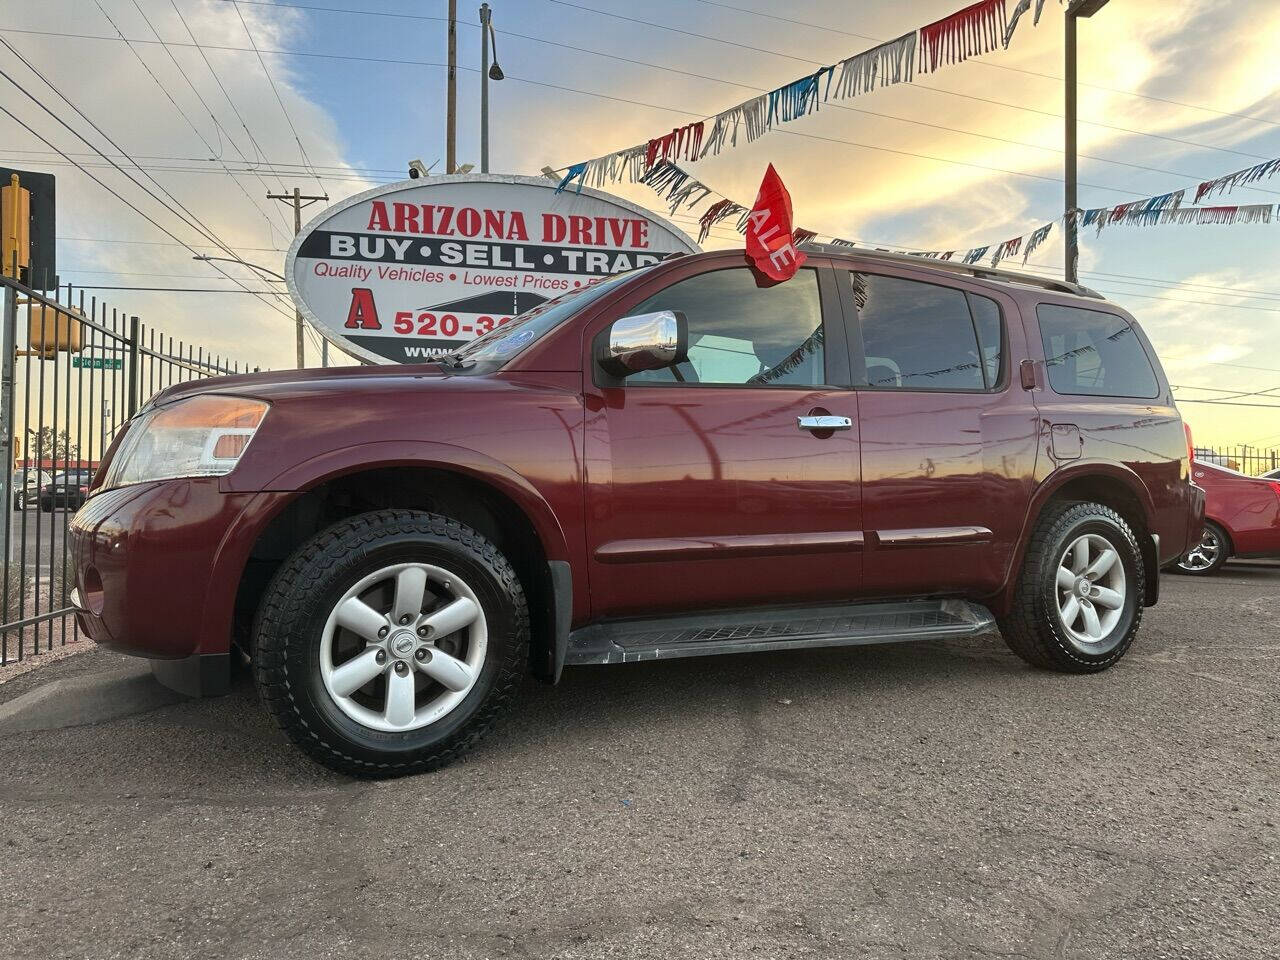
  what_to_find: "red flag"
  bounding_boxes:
[744,164,807,282]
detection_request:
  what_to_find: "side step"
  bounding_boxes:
[565,599,996,666]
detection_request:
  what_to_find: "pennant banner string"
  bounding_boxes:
[552,0,1049,191]
[634,154,1279,277]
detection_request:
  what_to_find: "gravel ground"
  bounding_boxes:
[0,564,1276,960]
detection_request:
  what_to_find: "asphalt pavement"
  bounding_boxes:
[0,564,1276,959]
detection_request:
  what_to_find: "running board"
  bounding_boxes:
[565,599,996,666]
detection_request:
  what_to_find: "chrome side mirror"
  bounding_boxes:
[599,310,688,378]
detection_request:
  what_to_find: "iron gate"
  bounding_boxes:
[0,275,262,666]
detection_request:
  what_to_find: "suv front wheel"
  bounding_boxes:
[254,509,528,777]
[999,501,1144,673]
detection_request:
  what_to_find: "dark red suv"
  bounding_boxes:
[70,247,1204,776]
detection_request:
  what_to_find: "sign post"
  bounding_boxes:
[286,174,699,365]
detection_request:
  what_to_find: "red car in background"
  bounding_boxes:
[1175,461,1280,574]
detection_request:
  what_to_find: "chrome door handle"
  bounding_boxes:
[797,415,852,432]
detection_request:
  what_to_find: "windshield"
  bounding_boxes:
[451,267,652,365]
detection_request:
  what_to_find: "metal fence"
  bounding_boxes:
[0,274,262,666]
[1196,446,1280,477]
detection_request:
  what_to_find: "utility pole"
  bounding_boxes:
[480,3,490,174]
[267,187,327,368]
[447,0,458,174]
[1064,0,1110,284]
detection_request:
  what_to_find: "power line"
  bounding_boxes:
[7,25,1269,202]
[61,285,291,293]
[0,42,297,325]
[1171,383,1280,403]
[674,0,1280,129]
[230,0,327,193]
[1174,396,1280,410]
[670,202,1280,304]
[0,155,380,183]
[57,236,288,252]
[62,268,285,279]
[91,0,293,244]
[539,0,1280,130]
[1,146,406,174]
[139,0,297,237]
[222,0,1277,167]
[168,0,292,197]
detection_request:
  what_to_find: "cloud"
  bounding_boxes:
[1,0,372,368]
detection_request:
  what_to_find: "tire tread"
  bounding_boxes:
[253,509,528,778]
[998,500,1144,673]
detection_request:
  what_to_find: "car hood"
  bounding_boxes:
[143,362,456,411]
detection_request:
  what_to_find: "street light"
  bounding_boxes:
[480,3,504,174]
[1064,0,1111,284]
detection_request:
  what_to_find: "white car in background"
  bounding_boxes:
[10,470,52,510]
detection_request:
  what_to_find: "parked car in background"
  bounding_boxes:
[1262,466,1280,481]
[10,469,52,510]
[71,247,1203,776]
[1175,460,1280,574]
[39,469,94,512]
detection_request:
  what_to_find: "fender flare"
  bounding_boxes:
[245,439,573,564]
[991,461,1158,614]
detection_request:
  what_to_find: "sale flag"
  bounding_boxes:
[744,164,807,282]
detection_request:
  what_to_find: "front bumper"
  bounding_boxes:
[69,479,291,686]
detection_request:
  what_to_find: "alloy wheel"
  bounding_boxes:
[319,562,487,733]
[1177,528,1222,573]
[1054,533,1128,652]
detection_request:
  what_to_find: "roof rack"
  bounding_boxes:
[798,242,1103,299]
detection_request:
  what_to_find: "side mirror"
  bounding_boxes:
[599,310,688,378]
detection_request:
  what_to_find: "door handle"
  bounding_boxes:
[797,415,852,432]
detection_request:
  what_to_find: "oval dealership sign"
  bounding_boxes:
[286,174,698,364]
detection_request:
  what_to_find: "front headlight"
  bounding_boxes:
[101,395,269,490]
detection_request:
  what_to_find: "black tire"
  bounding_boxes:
[1171,520,1230,576]
[998,500,1144,673]
[254,509,528,778]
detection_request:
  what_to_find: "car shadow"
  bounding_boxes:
[0,632,1043,795]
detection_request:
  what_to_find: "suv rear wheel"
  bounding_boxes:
[999,501,1144,673]
[254,509,528,777]
[1173,520,1229,576]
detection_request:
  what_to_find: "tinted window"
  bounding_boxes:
[627,267,824,386]
[854,274,996,390]
[968,293,1004,388]
[1037,305,1158,398]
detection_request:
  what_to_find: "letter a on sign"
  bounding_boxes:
[745,164,806,282]
[344,287,381,329]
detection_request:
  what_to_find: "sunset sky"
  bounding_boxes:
[2,0,1278,447]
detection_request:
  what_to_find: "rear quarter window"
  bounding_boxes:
[1037,304,1159,399]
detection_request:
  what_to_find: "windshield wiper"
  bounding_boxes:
[434,351,475,370]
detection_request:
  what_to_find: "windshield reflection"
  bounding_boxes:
[453,267,652,364]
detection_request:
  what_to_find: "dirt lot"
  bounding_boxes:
[1,564,1276,960]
